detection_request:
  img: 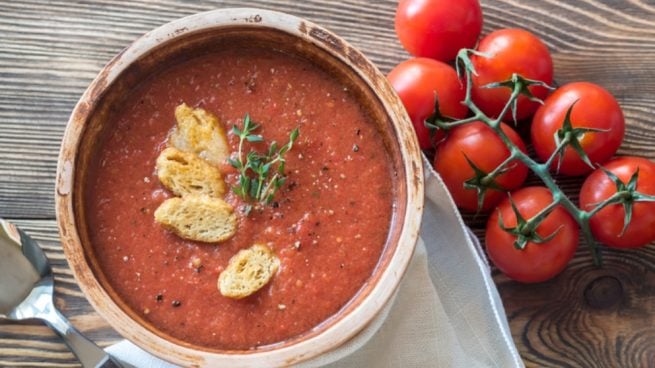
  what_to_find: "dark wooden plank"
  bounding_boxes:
[0,0,654,367]
[495,235,655,368]
[472,206,655,367]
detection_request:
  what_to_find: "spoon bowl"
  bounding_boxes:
[0,219,124,368]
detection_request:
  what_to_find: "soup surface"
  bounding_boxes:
[84,48,395,350]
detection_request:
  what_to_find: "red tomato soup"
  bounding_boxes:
[84,48,395,350]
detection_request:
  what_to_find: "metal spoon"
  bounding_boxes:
[0,219,125,368]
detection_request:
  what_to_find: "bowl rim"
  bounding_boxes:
[55,8,424,367]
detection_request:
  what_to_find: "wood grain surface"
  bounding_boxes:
[0,0,653,367]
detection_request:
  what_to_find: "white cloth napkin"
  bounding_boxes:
[107,157,523,367]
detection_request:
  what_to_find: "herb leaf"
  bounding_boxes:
[229,114,299,213]
[246,134,264,142]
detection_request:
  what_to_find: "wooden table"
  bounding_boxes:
[1,1,653,366]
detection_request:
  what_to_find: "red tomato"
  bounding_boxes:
[486,187,579,283]
[471,29,553,121]
[580,156,655,248]
[434,122,528,211]
[531,82,625,176]
[388,58,468,149]
[395,0,483,62]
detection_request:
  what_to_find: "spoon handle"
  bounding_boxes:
[45,307,126,368]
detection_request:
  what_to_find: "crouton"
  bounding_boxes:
[156,147,226,197]
[169,103,230,166]
[154,195,237,243]
[218,244,280,299]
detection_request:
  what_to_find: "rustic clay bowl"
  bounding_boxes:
[56,8,423,367]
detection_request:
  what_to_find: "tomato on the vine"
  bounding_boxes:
[486,187,579,283]
[433,121,528,212]
[387,58,468,149]
[580,156,655,249]
[470,29,553,121]
[395,0,483,62]
[531,82,625,176]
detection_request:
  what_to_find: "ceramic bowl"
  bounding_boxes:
[56,8,423,367]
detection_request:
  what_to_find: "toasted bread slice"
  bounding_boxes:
[156,147,226,197]
[154,195,237,243]
[170,103,230,166]
[218,244,280,299]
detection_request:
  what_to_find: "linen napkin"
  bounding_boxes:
[106,156,523,367]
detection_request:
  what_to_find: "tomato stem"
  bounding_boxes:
[544,135,570,169]
[447,49,611,265]
[492,79,522,127]
[446,49,652,266]
[429,115,481,130]
[485,152,517,182]
[516,149,603,266]
[585,192,623,218]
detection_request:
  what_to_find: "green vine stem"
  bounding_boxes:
[428,48,655,266]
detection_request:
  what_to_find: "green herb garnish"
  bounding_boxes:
[228,114,299,214]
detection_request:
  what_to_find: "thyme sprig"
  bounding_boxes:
[228,114,299,214]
